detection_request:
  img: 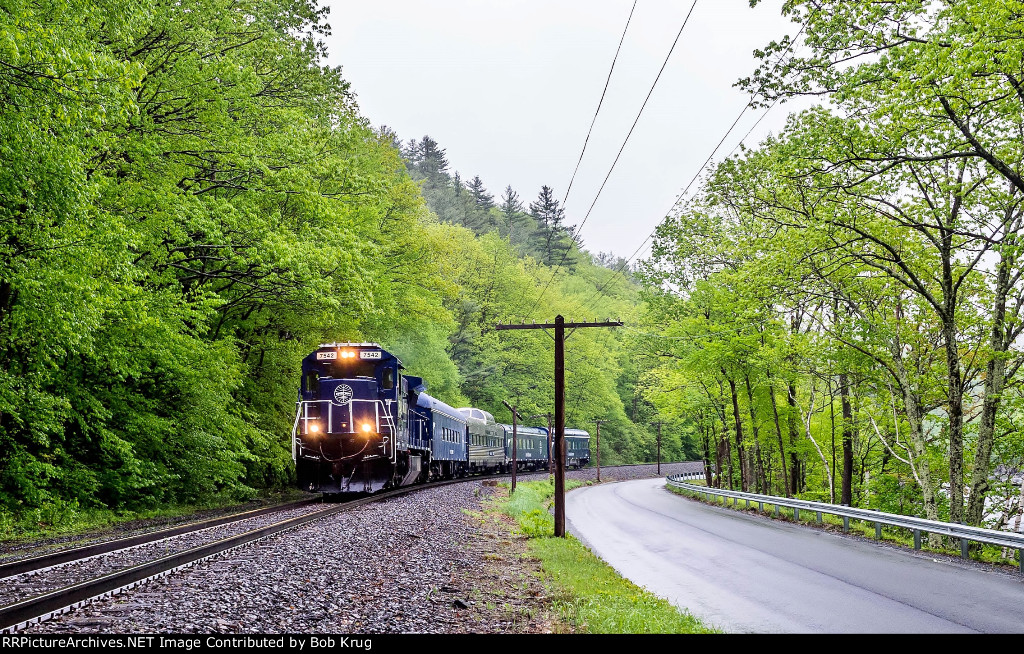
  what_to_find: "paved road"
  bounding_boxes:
[565,477,1024,633]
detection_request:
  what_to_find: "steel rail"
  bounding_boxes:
[1,463,681,632]
[0,498,321,580]
[1,458,604,581]
[589,461,702,470]
[666,474,1024,573]
[0,478,476,633]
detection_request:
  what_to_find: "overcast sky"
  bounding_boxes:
[324,0,805,261]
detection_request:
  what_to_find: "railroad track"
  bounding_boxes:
[1,463,699,633]
[0,475,518,633]
[0,498,323,579]
[0,495,355,633]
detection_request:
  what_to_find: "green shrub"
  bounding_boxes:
[35,498,79,530]
[492,480,719,634]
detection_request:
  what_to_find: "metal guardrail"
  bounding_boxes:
[666,474,1024,574]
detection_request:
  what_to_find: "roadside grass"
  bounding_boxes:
[492,478,720,634]
[666,484,1023,571]
[0,488,311,544]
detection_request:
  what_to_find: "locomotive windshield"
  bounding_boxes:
[311,359,379,379]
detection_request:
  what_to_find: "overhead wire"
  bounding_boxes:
[579,20,809,313]
[560,0,638,209]
[526,0,701,319]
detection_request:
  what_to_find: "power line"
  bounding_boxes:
[579,101,775,309]
[580,21,808,313]
[526,0,701,318]
[561,0,638,209]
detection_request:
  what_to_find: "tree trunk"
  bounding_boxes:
[767,375,791,497]
[966,247,1014,526]
[719,424,731,490]
[891,358,942,547]
[942,316,966,525]
[839,372,855,506]
[787,381,802,495]
[717,394,733,491]
[744,374,765,493]
[727,373,748,492]
[829,381,837,500]
[1015,473,1023,533]
[701,420,715,487]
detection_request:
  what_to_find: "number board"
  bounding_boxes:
[317,351,337,360]
[359,351,382,360]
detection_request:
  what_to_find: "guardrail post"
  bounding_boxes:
[842,516,849,533]
[913,530,921,550]
[961,538,969,559]
[875,522,881,539]
[746,499,750,509]
[1019,549,1022,574]
[774,504,779,517]
[816,511,822,524]
[794,507,800,521]
[758,501,763,512]
[733,497,738,507]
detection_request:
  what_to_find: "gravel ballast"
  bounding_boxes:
[0,504,333,607]
[16,463,700,634]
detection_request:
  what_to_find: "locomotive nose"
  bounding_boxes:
[322,378,379,434]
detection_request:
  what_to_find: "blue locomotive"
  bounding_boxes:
[293,342,467,493]
[293,342,591,493]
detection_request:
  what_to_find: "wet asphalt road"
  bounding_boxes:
[565,477,1024,634]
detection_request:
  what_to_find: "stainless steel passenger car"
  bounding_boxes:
[459,407,506,474]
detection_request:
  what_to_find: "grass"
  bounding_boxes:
[667,483,1023,571]
[0,488,311,544]
[490,478,720,634]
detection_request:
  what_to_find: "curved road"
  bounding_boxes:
[565,477,1024,633]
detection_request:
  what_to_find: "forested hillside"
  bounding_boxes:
[0,0,687,526]
[637,0,1024,536]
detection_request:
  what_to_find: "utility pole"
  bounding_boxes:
[594,420,608,483]
[651,421,663,475]
[502,400,522,494]
[495,316,622,537]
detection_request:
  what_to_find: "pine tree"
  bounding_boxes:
[467,175,494,210]
[500,185,524,242]
[528,185,573,266]
[416,135,449,178]
[402,138,420,166]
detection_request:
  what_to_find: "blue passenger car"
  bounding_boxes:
[564,428,591,469]
[498,424,549,471]
[535,426,591,469]
[411,381,468,477]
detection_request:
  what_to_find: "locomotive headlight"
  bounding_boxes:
[309,423,320,434]
[361,423,373,433]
